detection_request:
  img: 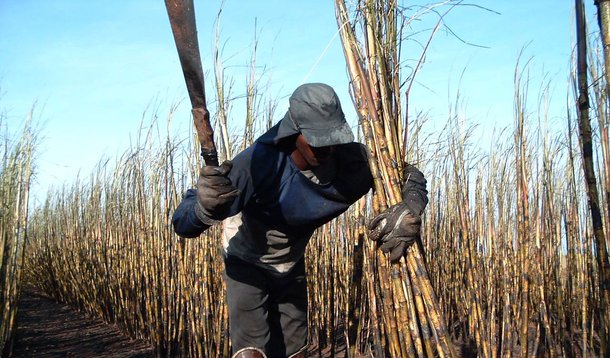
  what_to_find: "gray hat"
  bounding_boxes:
[259,83,354,147]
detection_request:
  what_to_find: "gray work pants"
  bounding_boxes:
[224,255,308,357]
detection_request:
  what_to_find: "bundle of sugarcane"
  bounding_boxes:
[335,1,455,356]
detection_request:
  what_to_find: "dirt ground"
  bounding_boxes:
[6,288,155,358]
[5,288,347,358]
[4,288,471,357]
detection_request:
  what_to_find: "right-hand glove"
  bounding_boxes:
[367,202,421,262]
[195,161,239,225]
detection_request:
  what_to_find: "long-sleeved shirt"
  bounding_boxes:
[172,139,428,276]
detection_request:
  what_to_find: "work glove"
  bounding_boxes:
[367,202,421,262]
[195,161,239,225]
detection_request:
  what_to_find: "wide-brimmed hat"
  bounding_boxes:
[258,83,354,147]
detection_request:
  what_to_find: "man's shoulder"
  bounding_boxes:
[231,141,290,183]
[233,142,285,165]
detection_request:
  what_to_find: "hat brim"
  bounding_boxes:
[257,110,354,147]
[301,122,354,147]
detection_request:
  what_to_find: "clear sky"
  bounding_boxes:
[1,1,579,205]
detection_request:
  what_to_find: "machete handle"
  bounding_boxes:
[192,108,219,166]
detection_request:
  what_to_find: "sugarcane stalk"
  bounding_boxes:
[337,3,386,212]
[413,283,435,358]
[576,1,610,354]
[595,0,610,113]
[400,265,428,357]
[407,250,456,357]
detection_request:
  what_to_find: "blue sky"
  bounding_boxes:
[1,1,579,203]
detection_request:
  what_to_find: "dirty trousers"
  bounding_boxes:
[224,255,308,357]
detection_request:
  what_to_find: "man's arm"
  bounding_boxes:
[172,189,210,238]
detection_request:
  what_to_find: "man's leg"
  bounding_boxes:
[224,256,270,353]
[267,259,308,357]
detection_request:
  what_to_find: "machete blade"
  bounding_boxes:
[165,0,219,166]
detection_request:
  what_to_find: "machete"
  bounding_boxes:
[164,0,219,166]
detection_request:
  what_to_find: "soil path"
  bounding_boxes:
[8,288,155,358]
[6,288,367,357]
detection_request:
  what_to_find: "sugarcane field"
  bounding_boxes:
[2,1,610,357]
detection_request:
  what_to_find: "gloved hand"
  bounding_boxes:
[195,161,239,225]
[367,202,421,262]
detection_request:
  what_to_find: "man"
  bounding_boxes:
[172,83,428,358]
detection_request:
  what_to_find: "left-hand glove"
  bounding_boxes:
[367,202,421,262]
